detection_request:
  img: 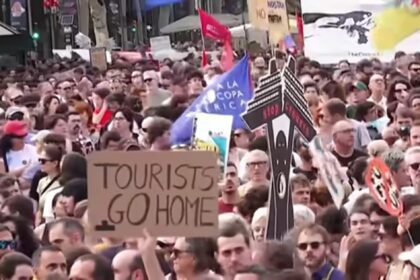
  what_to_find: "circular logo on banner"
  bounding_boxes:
[365,158,402,216]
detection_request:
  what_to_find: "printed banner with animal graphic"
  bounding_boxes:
[301,0,420,63]
[192,113,233,178]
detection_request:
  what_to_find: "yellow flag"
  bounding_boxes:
[267,0,289,44]
[247,0,269,30]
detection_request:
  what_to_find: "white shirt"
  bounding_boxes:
[368,95,387,111]
[42,187,63,222]
[6,144,39,179]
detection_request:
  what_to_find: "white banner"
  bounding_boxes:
[301,0,420,63]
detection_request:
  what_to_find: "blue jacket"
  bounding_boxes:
[312,263,345,280]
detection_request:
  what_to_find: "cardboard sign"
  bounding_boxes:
[365,157,402,216]
[242,56,316,240]
[87,151,219,238]
[311,137,346,209]
[247,0,269,31]
[192,113,233,177]
[267,0,289,44]
[90,47,107,72]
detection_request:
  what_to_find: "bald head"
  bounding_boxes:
[332,120,355,148]
[332,120,354,135]
[112,249,139,280]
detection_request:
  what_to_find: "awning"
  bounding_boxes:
[0,22,33,53]
[160,13,246,34]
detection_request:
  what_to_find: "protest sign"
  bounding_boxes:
[242,56,316,240]
[88,151,219,238]
[192,113,233,177]
[247,0,269,31]
[171,54,252,145]
[301,0,420,63]
[365,158,402,216]
[267,0,289,44]
[310,137,346,209]
[150,36,172,54]
[90,47,107,71]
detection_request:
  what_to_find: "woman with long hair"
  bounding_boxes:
[0,215,40,258]
[36,144,63,222]
[387,79,411,105]
[73,101,93,137]
[44,114,67,136]
[42,95,61,116]
[58,152,87,186]
[112,108,138,142]
[345,240,390,280]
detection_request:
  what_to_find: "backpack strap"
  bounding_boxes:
[322,266,335,280]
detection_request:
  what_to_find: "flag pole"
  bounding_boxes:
[241,0,248,52]
[197,3,207,67]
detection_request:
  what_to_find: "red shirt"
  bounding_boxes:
[94,108,113,128]
[218,198,235,214]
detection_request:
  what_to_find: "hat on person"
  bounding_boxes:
[5,106,25,120]
[351,81,368,91]
[254,57,266,68]
[399,245,420,269]
[3,120,28,137]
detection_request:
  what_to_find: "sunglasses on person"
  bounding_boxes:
[395,88,408,93]
[246,161,267,168]
[157,240,174,249]
[58,86,72,91]
[0,240,16,250]
[171,248,190,258]
[297,241,324,251]
[39,158,52,164]
[409,163,420,170]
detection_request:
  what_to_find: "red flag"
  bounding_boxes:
[201,49,208,68]
[198,9,231,41]
[221,39,234,71]
[296,13,304,50]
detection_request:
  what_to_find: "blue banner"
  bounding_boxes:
[171,55,252,145]
[145,0,184,10]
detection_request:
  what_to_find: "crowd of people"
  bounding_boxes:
[0,47,419,280]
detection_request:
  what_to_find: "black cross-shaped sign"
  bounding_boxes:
[242,56,316,240]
